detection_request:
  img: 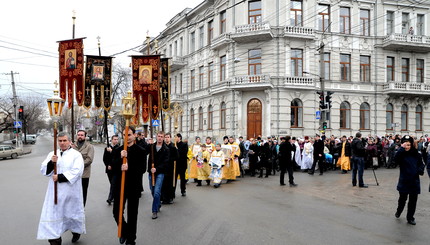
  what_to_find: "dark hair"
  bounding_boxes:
[285,136,291,141]
[206,136,211,140]
[77,130,87,136]
[292,137,296,140]
[176,133,182,139]
[356,132,362,138]
[111,135,119,139]
[128,126,136,134]
[165,132,171,137]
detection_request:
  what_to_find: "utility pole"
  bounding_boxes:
[6,71,20,147]
[319,41,325,132]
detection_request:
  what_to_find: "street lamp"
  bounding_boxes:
[46,80,65,205]
[117,91,136,238]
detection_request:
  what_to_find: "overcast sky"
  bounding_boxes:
[0,0,202,99]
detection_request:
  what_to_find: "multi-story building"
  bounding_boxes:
[147,0,430,141]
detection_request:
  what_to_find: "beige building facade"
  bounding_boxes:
[148,0,430,141]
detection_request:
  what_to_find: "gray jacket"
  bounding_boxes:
[74,140,94,178]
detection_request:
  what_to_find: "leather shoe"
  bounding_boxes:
[119,237,126,244]
[152,212,158,219]
[359,184,368,188]
[71,233,80,243]
[395,212,400,218]
[407,220,416,225]
[290,183,298,187]
[181,192,186,196]
[280,183,286,186]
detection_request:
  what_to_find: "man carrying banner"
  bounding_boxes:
[37,132,85,245]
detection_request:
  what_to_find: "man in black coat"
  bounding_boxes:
[161,133,178,204]
[103,135,120,205]
[248,138,260,177]
[112,126,147,245]
[174,133,188,196]
[310,134,325,175]
[279,136,297,186]
[351,132,368,188]
[147,131,170,219]
[136,132,149,197]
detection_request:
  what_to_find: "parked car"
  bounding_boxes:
[12,135,36,144]
[0,145,23,159]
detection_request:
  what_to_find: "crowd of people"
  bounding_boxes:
[36,129,430,245]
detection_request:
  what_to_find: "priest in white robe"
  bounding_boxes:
[37,132,86,245]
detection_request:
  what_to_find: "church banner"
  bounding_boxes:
[84,55,113,111]
[132,55,160,123]
[58,38,85,107]
[160,58,170,111]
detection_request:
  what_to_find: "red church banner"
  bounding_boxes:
[58,38,85,107]
[132,55,160,123]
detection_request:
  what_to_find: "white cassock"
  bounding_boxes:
[294,141,302,168]
[301,142,314,170]
[37,148,86,240]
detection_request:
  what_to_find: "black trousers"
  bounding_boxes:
[82,178,89,206]
[174,168,186,194]
[397,192,418,221]
[113,192,140,243]
[106,171,114,201]
[280,165,294,184]
[311,156,324,174]
[161,174,174,202]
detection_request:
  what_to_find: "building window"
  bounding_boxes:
[199,26,204,49]
[360,9,370,36]
[416,105,423,131]
[387,57,395,82]
[179,73,183,94]
[401,104,408,131]
[324,53,330,80]
[190,31,195,53]
[208,105,213,130]
[208,20,214,45]
[340,7,350,34]
[220,11,226,34]
[190,69,195,92]
[249,0,262,24]
[290,0,302,26]
[291,49,303,76]
[402,58,409,82]
[386,103,393,130]
[417,59,424,83]
[208,62,214,86]
[199,66,204,90]
[190,108,195,131]
[174,76,177,94]
[220,102,226,129]
[290,99,303,128]
[318,4,330,32]
[220,55,226,81]
[198,107,203,130]
[169,44,172,57]
[248,49,262,75]
[174,40,178,57]
[387,11,394,35]
[402,13,409,35]
[340,101,351,129]
[179,37,183,56]
[417,14,424,36]
[340,54,351,81]
[360,103,370,130]
[360,55,370,82]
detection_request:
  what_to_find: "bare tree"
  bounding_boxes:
[0,98,14,133]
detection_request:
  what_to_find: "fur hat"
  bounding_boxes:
[401,135,414,144]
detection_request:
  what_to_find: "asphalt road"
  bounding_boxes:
[1,135,430,245]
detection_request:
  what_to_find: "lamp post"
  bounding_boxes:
[118,91,136,238]
[47,81,65,205]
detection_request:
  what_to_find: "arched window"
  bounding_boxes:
[416,105,423,131]
[198,107,203,130]
[401,104,408,131]
[340,101,351,129]
[290,99,303,127]
[190,108,195,131]
[208,105,213,130]
[360,103,370,130]
[386,103,393,130]
[220,102,226,129]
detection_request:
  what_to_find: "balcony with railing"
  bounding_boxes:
[283,77,316,89]
[170,56,187,71]
[383,81,430,96]
[382,33,430,53]
[210,33,233,50]
[230,75,273,90]
[284,26,316,39]
[231,22,273,43]
[170,93,184,102]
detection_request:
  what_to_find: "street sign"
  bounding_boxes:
[14,121,22,128]
[316,111,321,120]
[152,119,160,127]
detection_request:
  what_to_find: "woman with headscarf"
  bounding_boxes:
[394,135,425,225]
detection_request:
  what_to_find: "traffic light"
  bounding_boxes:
[316,91,325,109]
[322,121,328,130]
[18,106,24,120]
[325,91,334,109]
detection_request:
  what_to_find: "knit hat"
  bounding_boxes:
[401,135,414,145]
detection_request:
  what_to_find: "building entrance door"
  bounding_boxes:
[247,98,262,139]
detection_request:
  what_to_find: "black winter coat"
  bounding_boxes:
[278,141,294,170]
[147,143,170,175]
[395,147,425,194]
[176,141,189,171]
